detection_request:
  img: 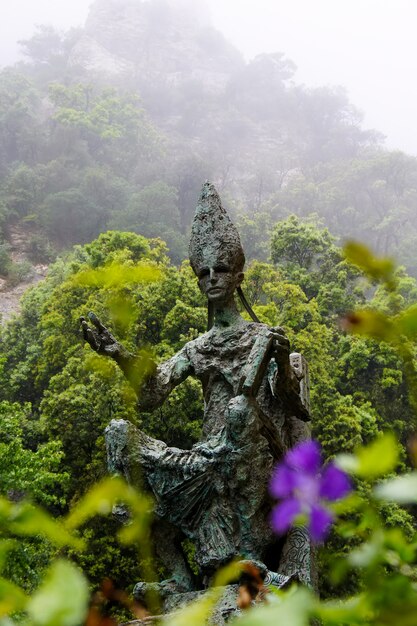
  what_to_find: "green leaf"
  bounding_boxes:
[0,499,11,519]
[72,261,161,289]
[213,560,243,587]
[374,472,417,503]
[348,531,384,568]
[341,309,393,341]
[329,493,363,516]
[85,350,156,392]
[237,587,313,626]
[27,560,89,626]
[0,578,27,617]
[317,593,373,625]
[344,242,394,283]
[395,304,417,339]
[65,477,151,535]
[164,588,223,626]
[355,433,399,479]
[9,503,83,550]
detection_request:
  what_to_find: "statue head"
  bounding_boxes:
[189,182,245,276]
[189,182,259,328]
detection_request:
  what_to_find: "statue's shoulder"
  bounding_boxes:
[184,321,281,355]
[181,330,212,354]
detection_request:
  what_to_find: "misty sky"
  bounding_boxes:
[1,0,416,155]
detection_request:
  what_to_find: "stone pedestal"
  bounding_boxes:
[121,585,241,625]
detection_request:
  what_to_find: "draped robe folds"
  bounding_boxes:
[106,318,314,584]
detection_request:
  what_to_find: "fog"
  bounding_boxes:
[1,0,416,154]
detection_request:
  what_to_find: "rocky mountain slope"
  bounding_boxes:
[69,0,244,95]
[0,226,48,323]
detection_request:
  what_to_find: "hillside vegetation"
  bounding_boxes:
[2,0,417,616]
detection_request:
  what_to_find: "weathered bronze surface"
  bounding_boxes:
[81,182,315,600]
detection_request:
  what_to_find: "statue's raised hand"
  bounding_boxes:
[80,312,147,395]
[80,312,124,360]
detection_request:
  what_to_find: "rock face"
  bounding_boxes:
[68,0,244,93]
[0,225,48,324]
[68,35,135,79]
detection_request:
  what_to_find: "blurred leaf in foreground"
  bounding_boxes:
[65,477,152,539]
[27,560,88,626]
[72,261,161,289]
[0,578,27,617]
[344,241,394,286]
[341,310,394,342]
[236,587,313,626]
[339,432,399,480]
[395,304,417,340]
[355,432,399,478]
[4,501,82,550]
[374,472,417,504]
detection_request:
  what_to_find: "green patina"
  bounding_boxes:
[81,182,315,605]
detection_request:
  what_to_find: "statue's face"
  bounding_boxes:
[198,264,244,303]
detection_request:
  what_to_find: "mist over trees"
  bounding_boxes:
[2,0,417,615]
[1,0,417,278]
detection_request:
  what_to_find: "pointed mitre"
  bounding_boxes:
[189,182,245,276]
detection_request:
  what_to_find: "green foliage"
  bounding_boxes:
[48,83,162,178]
[0,476,153,625]
[337,432,399,480]
[0,191,417,622]
[267,151,417,277]
[109,182,187,263]
[0,231,206,591]
[27,560,88,626]
[2,10,417,623]
[270,214,361,316]
[0,401,68,507]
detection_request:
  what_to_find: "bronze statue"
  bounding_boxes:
[80,182,314,597]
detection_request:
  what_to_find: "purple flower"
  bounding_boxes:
[269,440,351,542]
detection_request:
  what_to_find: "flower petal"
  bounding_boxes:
[286,440,322,475]
[309,504,333,542]
[319,464,352,501]
[269,464,297,498]
[271,498,301,534]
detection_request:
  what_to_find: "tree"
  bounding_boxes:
[110,181,187,263]
[270,214,362,316]
[18,25,82,83]
[49,83,163,178]
[0,400,68,507]
[0,70,41,170]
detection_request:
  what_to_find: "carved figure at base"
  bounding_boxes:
[81,182,315,596]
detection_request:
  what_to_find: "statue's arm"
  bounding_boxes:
[137,348,193,411]
[80,312,193,404]
[80,312,147,393]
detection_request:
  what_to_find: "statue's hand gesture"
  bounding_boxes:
[80,312,124,360]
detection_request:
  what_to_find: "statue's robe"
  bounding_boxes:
[106,319,314,585]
